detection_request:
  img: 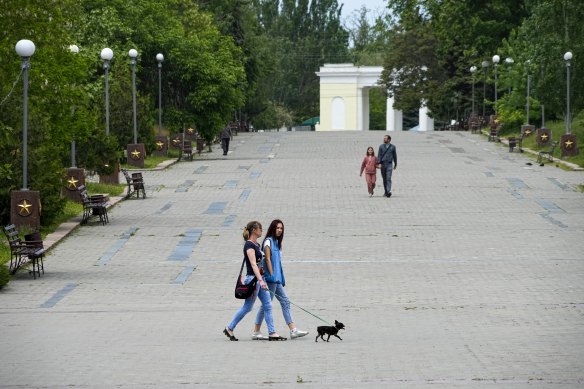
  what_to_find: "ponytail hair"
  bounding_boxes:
[242,221,262,240]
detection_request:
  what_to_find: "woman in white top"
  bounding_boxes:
[251,219,309,340]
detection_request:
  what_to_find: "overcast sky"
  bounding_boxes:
[339,0,388,21]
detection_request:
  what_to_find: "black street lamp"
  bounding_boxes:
[492,55,500,115]
[101,48,113,135]
[129,48,138,144]
[15,39,35,190]
[481,60,489,117]
[564,51,572,135]
[157,53,164,135]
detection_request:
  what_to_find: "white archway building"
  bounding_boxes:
[315,63,434,132]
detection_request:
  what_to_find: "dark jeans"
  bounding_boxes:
[221,138,230,155]
[380,164,393,194]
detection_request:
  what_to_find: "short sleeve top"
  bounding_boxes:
[244,240,263,276]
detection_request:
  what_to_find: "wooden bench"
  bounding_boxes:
[488,126,501,142]
[3,224,45,278]
[77,185,109,225]
[537,141,559,165]
[508,133,525,153]
[179,140,193,161]
[121,168,146,199]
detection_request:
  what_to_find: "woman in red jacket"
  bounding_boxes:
[360,146,378,197]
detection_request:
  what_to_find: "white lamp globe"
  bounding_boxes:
[492,55,500,64]
[470,66,477,73]
[101,48,113,61]
[69,44,80,53]
[564,51,573,61]
[156,53,164,62]
[128,49,138,58]
[15,39,36,57]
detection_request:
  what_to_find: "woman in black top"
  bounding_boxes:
[224,221,286,341]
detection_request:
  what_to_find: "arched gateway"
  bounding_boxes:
[315,63,434,132]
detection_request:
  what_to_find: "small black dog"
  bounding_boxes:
[315,320,345,342]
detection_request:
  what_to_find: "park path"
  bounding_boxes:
[1,130,583,388]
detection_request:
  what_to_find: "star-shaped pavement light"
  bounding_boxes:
[540,133,549,141]
[131,149,141,159]
[525,129,532,135]
[67,176,79,190]
[187,128,195,134]
[18,199,32,216]
[156,141,164,150]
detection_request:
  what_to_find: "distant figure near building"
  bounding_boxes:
[220,125,233,155]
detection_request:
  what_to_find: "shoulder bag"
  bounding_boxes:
[234,258,257,299]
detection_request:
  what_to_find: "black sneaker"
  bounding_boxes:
[387,192,392,198]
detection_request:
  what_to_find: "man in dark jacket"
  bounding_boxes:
[220,125,233,155]
[377,135,398,197]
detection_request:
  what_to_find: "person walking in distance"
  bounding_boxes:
[360,146,378,197]
[377,135,397,197]
[251,219,309,340]
[224,221,287,341]
[220,124,233,155]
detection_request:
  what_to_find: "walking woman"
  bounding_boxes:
[224,221,286,341]
[360,146,378,196]
[251,219,309,340]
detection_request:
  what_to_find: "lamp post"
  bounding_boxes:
[15,39,36,190]
[492,55,500,115]
[129,48,138,143]
[69,44,79,167]
[526,60,531,125]
[481,60,489,117]
[470,66,477,115]
[156,53,164,135]
[101,48,113,135]
[505,57,513,94]
[564,51,572,135]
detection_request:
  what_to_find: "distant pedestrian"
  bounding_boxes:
[224,221,287,341]
[377,135,397,197]
[252,219,309,340]
[220,125,233,155]
[360,146,378,197]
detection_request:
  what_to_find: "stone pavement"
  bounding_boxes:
[1,131,583,388]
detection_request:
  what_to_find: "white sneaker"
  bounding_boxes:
[290,329,309,339]
[252,332,269,340]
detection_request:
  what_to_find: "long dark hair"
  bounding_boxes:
[263,219,284,249]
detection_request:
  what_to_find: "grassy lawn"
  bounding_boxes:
[503,115,584,169]
[121,150,180,170]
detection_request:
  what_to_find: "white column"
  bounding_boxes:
[386,95,403,131]
[357,87,364,131]
[362,87,370,131]
[418,102,434,131]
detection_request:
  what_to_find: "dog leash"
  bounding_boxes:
[266,288,334,326]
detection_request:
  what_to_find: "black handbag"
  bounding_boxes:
[234,258,257,299]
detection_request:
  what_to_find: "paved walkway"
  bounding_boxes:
[1,131,583,388]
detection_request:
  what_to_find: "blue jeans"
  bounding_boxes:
[227,275,276,334]
[255,282,293,326]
